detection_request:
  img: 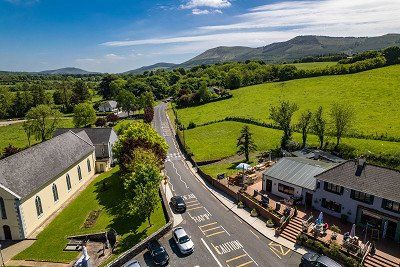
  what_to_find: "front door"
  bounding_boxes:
[265,179,272,192]
[3,225,12,240]
[305,192,313,207]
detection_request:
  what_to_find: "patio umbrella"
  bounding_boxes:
[317,212,324,225]
[236,163,251,170]
[350,224,356,238]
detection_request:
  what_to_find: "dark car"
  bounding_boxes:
[301,252,342,267]
[170,196,186,213]
[147,240,169,266]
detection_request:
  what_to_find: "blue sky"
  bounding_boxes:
[1,0,399,73]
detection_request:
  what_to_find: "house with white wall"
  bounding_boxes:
[0,131,95,240]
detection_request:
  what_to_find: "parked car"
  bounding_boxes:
[301,252,342,267]
[147,240,169,266]
[172,227,194,254]
[170,195,186,213]
[123,259,141,267]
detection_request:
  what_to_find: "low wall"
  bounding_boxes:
[106,186,173,267]
[238,192,282,225]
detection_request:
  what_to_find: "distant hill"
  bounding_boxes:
[39,67,97,75]
[177,34,400,67]
[124,62,178,74]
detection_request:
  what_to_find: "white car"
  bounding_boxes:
[123,259,141,267]
[172,227,194,254]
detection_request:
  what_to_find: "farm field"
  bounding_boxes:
[290,61,338,70]
[177,65,400,138]
[185,121,400,162]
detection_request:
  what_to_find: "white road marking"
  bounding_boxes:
[233,215,243,223]
[249,229,259,239]
[201,238,224,267]
[243,249,258,266]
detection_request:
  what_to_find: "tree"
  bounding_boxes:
[53,82,73,112]
[98,74,118,99]
[198,81,212,103]
[25,105,61,142]
[71,80,91,104]
[116,89,137,116]
[106,113,119,123]
[383,46,400,65]
[225,69,242,89]
[109,78,127,98]
[142,91,155,124]
[113,122,168,172]
[95,117,107,127]
[23,120,35,146]
[311,106,326,149]
[297,110,313,148]
[73,103,97,127]
[269,101,299,148]
[0,87,13,119]
[144,106,154,124]
[236,125,257,162]
[330,103,355,148]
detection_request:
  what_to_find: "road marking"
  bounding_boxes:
[221,226,231,236]
[186,203,202,208]
[186,206,204,212]
[268,241,291,256]
[202,226,221,233]
[201,238,223,267]
[233,215,242,223]
[236,260,254,267]
[249,229,259,239]
[212,240,243,255]
[243,249,258,266]
[206,230,226,237]
[199,222,217,228]
[268,245,282,259]
[185,200,198,204]
[226,253,247,263]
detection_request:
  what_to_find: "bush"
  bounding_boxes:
[329,225,341,233]
[187,121,197,129]
[250,208,258,217]
[106,113,119,123]
[95,118,107,127]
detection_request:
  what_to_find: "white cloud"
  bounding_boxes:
[180,0,231,9]
[192,8,222,15]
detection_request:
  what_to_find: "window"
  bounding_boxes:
[35,196,43,217]
[324,182,343,195]
[278,183,295,195]
[52,184,59,202]
[350,190,374,205]
[322,198,341,213]
[0,197,6,219]
[66,174,72,191]
[77,165,82,181]
[382,199,400,213]
[87,159,91,173]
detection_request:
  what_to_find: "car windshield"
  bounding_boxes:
[176,197,184,204]
[153,247,165,255]
[310,254,319,261]
[179,235,190,244]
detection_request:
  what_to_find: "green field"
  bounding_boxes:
[15,167,167,263]
[177,65,400,138]
[0,118,74,152]
[186,121,400,163]
[290,61,338,70]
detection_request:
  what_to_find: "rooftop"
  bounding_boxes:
[0,131,94,199]
[54,128,116,145]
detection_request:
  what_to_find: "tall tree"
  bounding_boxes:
[225,69,242,89]
[73,103,97,127]
[330,103,355,148]
[25,105,61,142]
[236,125,257,162]
[116,89,137,117]
[311,106,326,149]
[297,110,313,148]
[0,87,13,119]
[142,91,155,124]
[98,74,118,99]
[109,78,127,99]
[71,80,91,104]
[269,101,299,148]
[383,46,400,65]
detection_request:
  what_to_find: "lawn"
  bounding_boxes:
[14,167,167,263]
[177,65,400,138]
[290,61,338,70]
[185,121,400,162]
[0,117,74,152]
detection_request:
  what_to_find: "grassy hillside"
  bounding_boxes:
[185,121,400,162]
[177,65,400,138]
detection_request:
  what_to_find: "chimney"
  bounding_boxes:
[355,158,366,176]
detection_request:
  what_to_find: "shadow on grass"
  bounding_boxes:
[93,171,148,254]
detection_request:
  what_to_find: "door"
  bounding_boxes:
[384,220,397,239]
[306,192,313,207]
[265,179,272,192]
[3,225,12,240]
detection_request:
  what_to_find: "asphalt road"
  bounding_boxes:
[133,103,302,267]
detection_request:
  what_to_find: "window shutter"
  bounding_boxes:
[324,182,328,190]
[340,186,344,195]
[350,190,354,199]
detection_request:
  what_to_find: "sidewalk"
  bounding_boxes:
[161,182,183,227]
[183,160,309,256]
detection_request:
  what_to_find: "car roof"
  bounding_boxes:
[318,255,342,267]
[173,227,188,238]
[124,259,140,267]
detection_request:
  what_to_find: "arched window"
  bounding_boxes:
[35,196,43,217]
[0,197,6,219]
[66,174,71,191]
[77,165,82,181]
[87,159,91,173]
[52,184,59,202]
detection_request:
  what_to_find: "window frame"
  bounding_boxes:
[52,183,59,203]
[382,199,400,214]
[324,182,344,195]
[278,183,295,196]
[87,159,91,173]
[0,197,7,219]
[35,196,43,217]
[321,198,342,213]
[66,174,72,191]
[77,165,82,181]
[350,190,374,205]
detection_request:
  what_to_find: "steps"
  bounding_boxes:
[364,252,399,267]
[279,216,303,243]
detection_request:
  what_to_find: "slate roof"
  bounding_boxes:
[99,100,117,109]
[316,160,400,203]
[54,128,115,145]
[263,157,336,191]
[0,131,94,199]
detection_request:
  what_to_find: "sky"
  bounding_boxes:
[1,0,400,73]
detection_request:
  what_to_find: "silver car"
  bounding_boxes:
[172,227,194,254]
[123,259,141,267]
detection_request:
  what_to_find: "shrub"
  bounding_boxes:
[329,225,341,233]
[95,118,107,127]
[187,122,197,129]
[250,208,258,217]
[106,113,119,123]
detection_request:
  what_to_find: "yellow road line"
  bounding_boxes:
[206,231,225,237]
[268,246,282,259]
[226,254,247,263]
[202,226,221,233]
[186,206,204,211]
[199,222,217,228]
[236,261,254,267]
